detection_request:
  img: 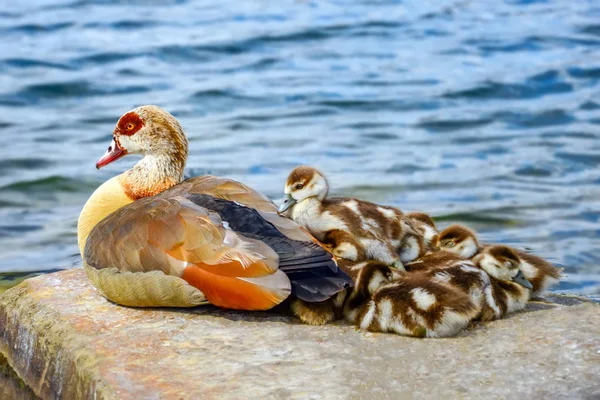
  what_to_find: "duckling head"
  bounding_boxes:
[356,262,403,298]
[437,224,479,258]
[407,212,437,229]
[476,245,533,289]
[279,166,329,213]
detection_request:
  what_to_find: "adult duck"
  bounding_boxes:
[77,105,352,311]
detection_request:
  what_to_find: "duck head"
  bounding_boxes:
[475,245,533,289]
[96,105,189,199]
[97,105,188,169]
[437,224,480,258]
[279,166,329,214]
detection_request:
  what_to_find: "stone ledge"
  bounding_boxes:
[0,269,599,400]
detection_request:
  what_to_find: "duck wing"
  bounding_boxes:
[172,176,353,301]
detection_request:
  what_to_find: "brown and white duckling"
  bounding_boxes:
[404,211,439,254]
[290,258,368,325]
[342,261,477,337]
[343,262,403,325]
[279,166,411,268]
[436,224,481,258]
[404,243,532,321]
[289,290,348,326]
[416,261,496,321]
[473,245,533,317]
[437,224,562,295]
[354,270,479,338]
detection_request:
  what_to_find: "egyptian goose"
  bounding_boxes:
[437,224,562,296]
[77,105,352,311]
[279,166,427,269]
[352,265,479,338]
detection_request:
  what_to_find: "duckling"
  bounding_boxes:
[355,271,479,338]
[290,257,373,326]
[289,290,348,326]
[408,246,531,321]
[436,224,481,258]
[515,251,562,297]
[473,245,532,317]
[437,224,562,296]
[343,262,402,325]
[417,261,496,321]
[279,166,410,269]
[405,211,439,253]
[396,218,428,265]
[345,245,533,335]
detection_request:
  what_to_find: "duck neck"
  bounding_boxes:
[121,153,186,200]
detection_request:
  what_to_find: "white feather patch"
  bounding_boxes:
[411,288,436,311]
[341,200,360,215]
[400,236,421,263]
[333,242,358,261]
[484,285,501,317]
[376,299,393,331]
[378,207,398,220]
[359,301,377,330]
[367,271,388,295]
[458,237,478,258]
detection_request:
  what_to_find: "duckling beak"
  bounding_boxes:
[96,138,126,169]
[512,270,533,289]
[391,260,406,273]
[278,194,296,213]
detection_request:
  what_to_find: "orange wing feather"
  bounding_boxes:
[182,265,289,310]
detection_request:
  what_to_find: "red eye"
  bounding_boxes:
[126,123,135,131]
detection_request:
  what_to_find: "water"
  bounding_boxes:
[0,0,599,299]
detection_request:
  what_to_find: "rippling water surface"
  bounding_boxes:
[1,0,599,298]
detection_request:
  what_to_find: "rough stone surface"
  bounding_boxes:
[1,353,38,400]
[0,269,599,400]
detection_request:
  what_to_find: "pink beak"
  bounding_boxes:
[96,138,127,169]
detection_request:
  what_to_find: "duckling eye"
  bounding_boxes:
[295,183,304,190]
[125,122,135,131]
[504,260,514,268]
[444,241,456,248]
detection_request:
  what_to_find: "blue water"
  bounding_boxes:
[0,0,599,298]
